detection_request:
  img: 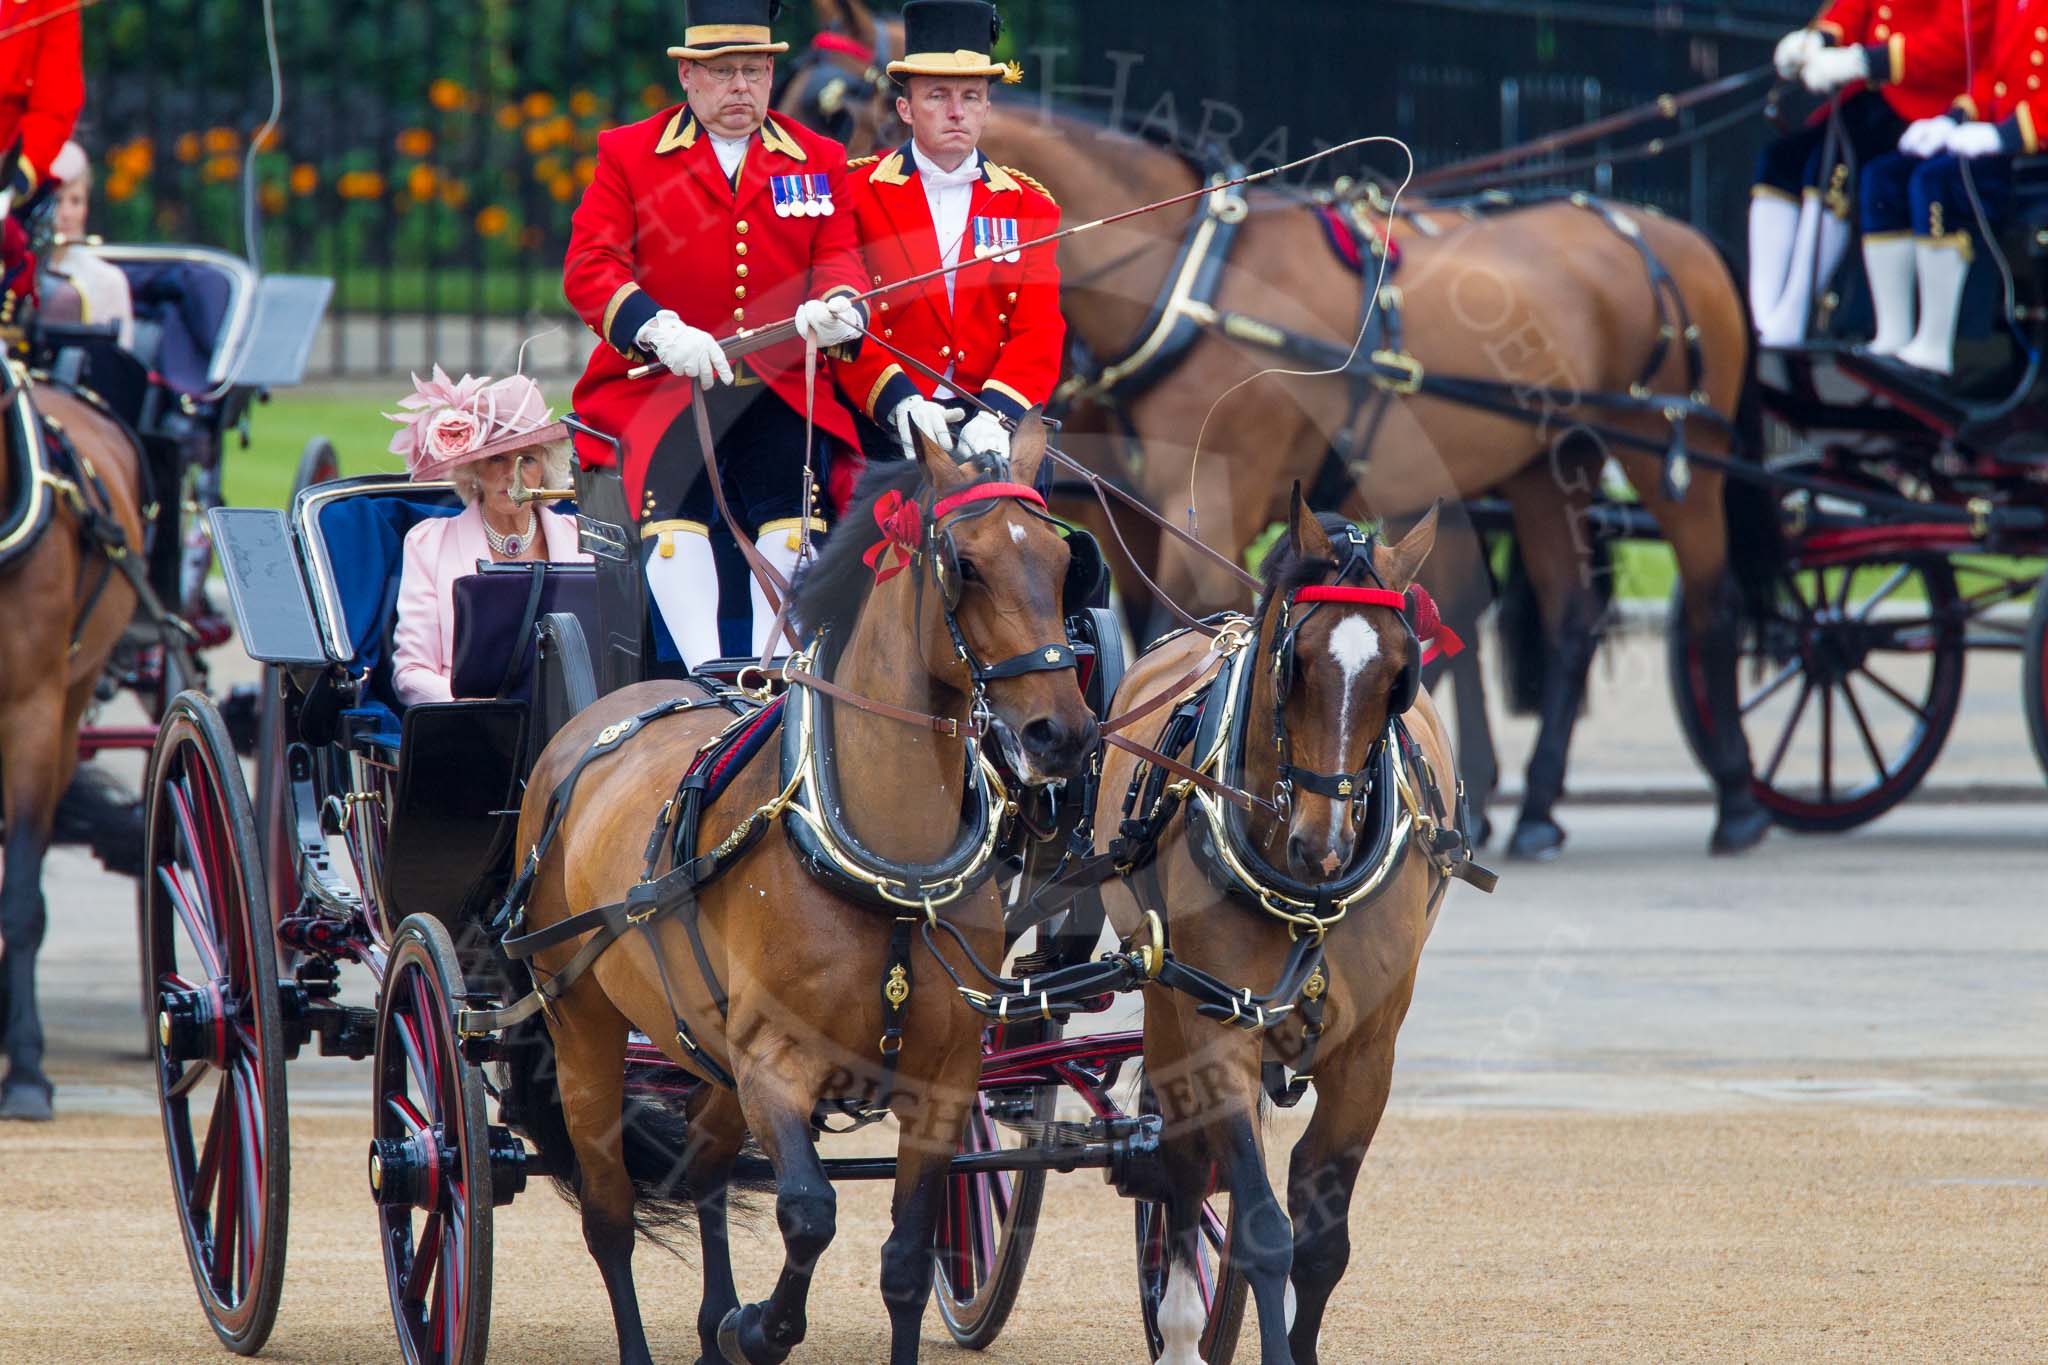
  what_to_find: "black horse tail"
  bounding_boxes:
[1496,530,1614,718]
[497,966,762,1254]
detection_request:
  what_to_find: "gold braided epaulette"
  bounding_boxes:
[1004,167,1056,204]
[847,154,881,169]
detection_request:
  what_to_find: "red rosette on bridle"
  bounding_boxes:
[862,490,923,585]
[1406,585,1464,665]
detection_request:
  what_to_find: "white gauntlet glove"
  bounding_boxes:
[1946,120,2008,159]
[1801,44,1870,94]
[957,410,1011,461]
[636,309,733,388]
[1899,116,1958,158]
[1774,28,1823,79]
[794,294,864,348]
[891,395,961,456]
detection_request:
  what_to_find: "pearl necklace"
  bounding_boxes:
[485,508,537,558]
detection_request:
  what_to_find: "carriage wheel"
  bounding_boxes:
[143,691,290,1355]
[1133,1084,1247,1363]
[2022,571,2048,787]
[371,914,494,1365]
[1667,554,1965,832]
[932,1020,1058,1348]
[294,436,342,496]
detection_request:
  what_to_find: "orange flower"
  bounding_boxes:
[395,128,434,158]
[521,91,555,119]
[573,155,596,185]
[259,184,287,215]
[336,170,386,200]
[569,89,599,118]
[203,126,238,154]
[105,171,137,202]
[439,180,469,208]
[112,139,153,176]
[202,154,240,184]
[640,83,668,109]
[495,104,522,130]
[548,173,576,202]
[174,132,201,163]
[428,78,466,112]
[533,155,562,183]
[251,125,281,152]
[522,123,552,155]
[289,163,318,195]
[407,164,438,200]
[476,205,509,236]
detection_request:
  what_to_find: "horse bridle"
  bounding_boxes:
[1265,525,1421,825]
[921,481,1085,715]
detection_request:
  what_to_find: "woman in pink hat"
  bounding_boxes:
[388,367,592,706]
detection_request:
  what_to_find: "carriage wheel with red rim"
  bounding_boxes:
[143,691,290,1355]
[1667,552,1965,833]
[1133,1082,1247,1363]
[2021,570,2048,787]
[371,913,494,1365]
[932,1019,1058,1348]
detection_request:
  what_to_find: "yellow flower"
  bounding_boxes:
[476,205,509,236]
[428,78,466,112]
[174,132,201,163]
[522,91,556,119]
[395,128,434,158]
[337,170,386,199]
[202,155,240,184]
[203,126,239,154]
[289,163,318,195]
[407,164,438,200]
[569,89,599,118]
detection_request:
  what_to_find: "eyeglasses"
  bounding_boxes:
[696,61,772,86]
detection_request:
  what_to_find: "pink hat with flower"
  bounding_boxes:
[384,365,569,481]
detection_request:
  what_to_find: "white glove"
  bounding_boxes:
[891,394,961,456]
[1774,28,1823,79]
[1946,120,2008,159]
[635,309,732,388]
[794,294,864,348]
[1801,44,1870,94]
[1900,116,1958,159]
[957,410,1011,461]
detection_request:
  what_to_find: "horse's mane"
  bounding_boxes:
[791,459,924,640]
[1256,512,1354,612]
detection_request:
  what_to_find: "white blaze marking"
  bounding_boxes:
[1323,616,1380,843]
[1158,1259,1208,1365]
[1008,520,1026,544]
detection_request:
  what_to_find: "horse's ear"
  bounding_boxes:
[1378,501,1442,591]
[1008,407,1047,488]
[1288,482,1334,563]
[810,0,842,29]
[913,422,976,495]
[841,0,878,49]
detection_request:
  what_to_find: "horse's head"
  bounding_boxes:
[774,0,902,155]
[902,411,1098,785]
[1257,488,1439,881]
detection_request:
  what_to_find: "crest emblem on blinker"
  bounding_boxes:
[972,216,1021,263]
[772,174,835,217]
[1337,777,1354,797]
[1043,648,1062,663]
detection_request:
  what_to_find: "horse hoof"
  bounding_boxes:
[1710,803,1773,856]
[717,1305,790,1365]
[0,1078,53,1122]
[1506,820,1565,862]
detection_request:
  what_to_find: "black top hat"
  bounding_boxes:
[887,1,1016,82]
[668,0,790,60]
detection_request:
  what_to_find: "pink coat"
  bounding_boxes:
[392,503,591,707]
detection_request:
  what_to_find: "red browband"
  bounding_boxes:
[932,482,1047,521]
[1289,584,1466,664]
[811,31,873,61]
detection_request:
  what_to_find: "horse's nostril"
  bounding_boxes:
[1021,717,1065,754]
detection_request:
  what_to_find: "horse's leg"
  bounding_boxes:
[876,1099,962,1365]
[683,1086,749,1365]
[0,686,67,1120]
[1284,1025,1399,1365]
[1500,465,1605,862]
[550,985,655,1365]
[721,1050,838,1364]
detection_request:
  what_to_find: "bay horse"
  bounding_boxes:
[498,414,1097,1364]
[0,378,147,1119]
[1095,493,1465,1365]
[781,0,1779,862]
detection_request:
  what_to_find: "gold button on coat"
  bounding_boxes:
[736,220,749,234]
[736,264,748,278]
[735,286,747,299]
[734,307,746,321]
[736,242,748,256]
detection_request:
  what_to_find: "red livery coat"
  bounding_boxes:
[564,107,866,510]
[0,0,81,181]
[833,144,1063,429]
[1956,0,2048,153]
[1815,0,1991,121]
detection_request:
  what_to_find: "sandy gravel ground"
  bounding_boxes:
[3,1105,2043,1363]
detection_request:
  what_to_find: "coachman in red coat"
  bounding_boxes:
[563,0,870,665]
[0,0,83,303]
[834,0,1063,468]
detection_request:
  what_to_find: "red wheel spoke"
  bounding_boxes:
[395,1012,438,1120]
[1856,665,1933,722]
[1763,678,1815,785]
[192,1078,231,1216]
[1839,676,1891,781]
[1819,682,1836,803]
[159,865,225,982]
[386,1092,430,1134]
[167,1059,209,1100]
[404,1212,443,1306]
[1853,564,1913,620]
[1739,659,1802,717]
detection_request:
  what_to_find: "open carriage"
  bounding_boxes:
[147,446,1267,1363]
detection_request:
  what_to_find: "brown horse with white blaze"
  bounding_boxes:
[1096,495,1458,1365]
[499,414,1097,1364]
[0,383,146,1120]
[783,0,1779,861]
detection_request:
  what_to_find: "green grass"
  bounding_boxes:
[328,268,565,316]
[228,391,405,510]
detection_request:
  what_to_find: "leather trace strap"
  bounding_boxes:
[783,662,985,740]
